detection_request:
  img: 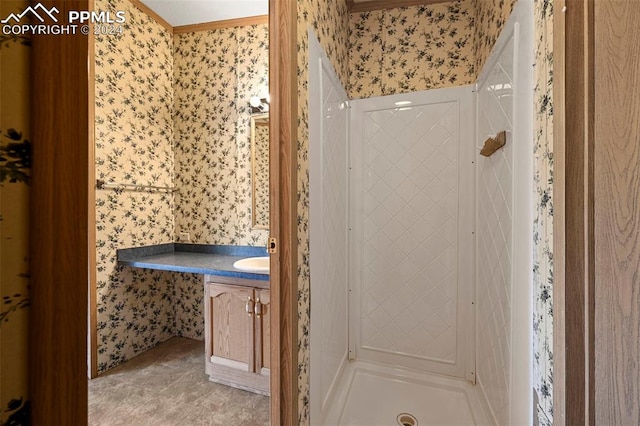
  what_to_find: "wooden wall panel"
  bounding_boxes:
[594,1,640,423]
[269,0,298,424]
[29,0,90,423]
[555,0,595,422]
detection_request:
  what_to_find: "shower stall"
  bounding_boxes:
[309,2,533,424]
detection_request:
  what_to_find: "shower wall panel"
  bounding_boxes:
[475,2,534,422]
[476,39,514,422]
[309,31,350,424]
[350,87,474,379]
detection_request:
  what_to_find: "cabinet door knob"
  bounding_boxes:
[255,298,262,317]
[245,296,254,316]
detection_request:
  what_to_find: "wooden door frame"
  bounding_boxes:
[29,0,90,423]
[30,0,298,423]
[553,0,595,424]
[268,0,298,424]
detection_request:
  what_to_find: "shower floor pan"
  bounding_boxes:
[324,361,490,426]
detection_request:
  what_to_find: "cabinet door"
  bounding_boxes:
[254,289,270,375]
[205,283,255,372]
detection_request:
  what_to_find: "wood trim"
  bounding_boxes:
[29,0,90,423]
[269,0,298,424]
[88,0,98,380]
[210,355,251,371]
[585,2,595,424]
[173,15,269,34]
[593,1,640,423]
[127,0,172,32]
[348,0,451,13]
[552,0,566,423]
[555,0,596,424]
[564,0,587,421]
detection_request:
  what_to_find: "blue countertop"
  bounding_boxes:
[117,243,270,282]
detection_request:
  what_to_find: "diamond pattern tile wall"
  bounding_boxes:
[361,102,459,363]
[476,34,515,426]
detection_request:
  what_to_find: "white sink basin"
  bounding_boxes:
[233,256,270,273]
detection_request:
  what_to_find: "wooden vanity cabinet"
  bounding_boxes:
[204,275,269,396]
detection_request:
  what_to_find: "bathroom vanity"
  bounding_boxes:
[204,275,270,395]
[117,244,270,395]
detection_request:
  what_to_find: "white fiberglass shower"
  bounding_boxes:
[348,85,475,381]
[309,2,533,424]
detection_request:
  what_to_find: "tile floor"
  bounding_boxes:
[89,337,269,426]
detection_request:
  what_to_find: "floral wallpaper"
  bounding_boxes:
[252,116,270,228]
[94,1,269,373]
[234,24,270,239]
[172,273,204,340]
[348,1,475,99]
[297,0,351,423]
[532,0,554,423]
[94,0,177,372]
[0,1,31,423]
[474,0,517,76]
[173,24,269,246]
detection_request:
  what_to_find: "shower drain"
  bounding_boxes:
[396,413,418,426]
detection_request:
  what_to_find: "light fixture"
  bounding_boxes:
[250,92,270,114]
[394,100,412,106]
[250,96,261,108]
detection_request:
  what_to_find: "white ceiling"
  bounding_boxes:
[139,0,453,27]
[139,0,268,27]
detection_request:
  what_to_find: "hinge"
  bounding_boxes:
[268,237,277,254]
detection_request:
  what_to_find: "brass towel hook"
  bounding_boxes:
[479,131,507,157]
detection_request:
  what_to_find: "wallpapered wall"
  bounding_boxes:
[252,119,270,227]
[474,0,517,76]
[94,0,177,372]
[171,25,270,357]
[348,2,476,99]
[174,24,269,246]
[95,0,270,373]
[532,0,554,423]
[0,1,31,423]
